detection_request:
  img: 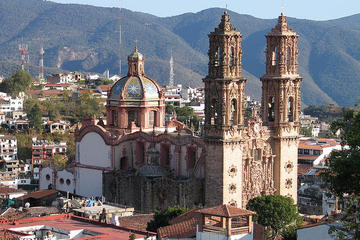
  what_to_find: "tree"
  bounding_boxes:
[300,126,312,137]
[175,106,199,131]
[0,70,32,97]
[146,206,188,232]
[27,103,43,131]
[246,195,302,239]
[322,109,360,239]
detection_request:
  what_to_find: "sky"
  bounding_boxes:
[50,0,360,20]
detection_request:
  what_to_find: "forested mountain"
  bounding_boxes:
[0,0,359,106]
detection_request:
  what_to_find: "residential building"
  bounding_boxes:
[32,138,67,180]
[0,135,17,161]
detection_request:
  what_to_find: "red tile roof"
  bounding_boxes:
[298,164,314,175]
[16,190,58,200]
[158,218,197,239]
[0,214,156,239]
[169,208,200,225]
[199,204,255,218]
[44,84,71,87]
[98,85,111,91]
[118,214,153,232]
[0,186,26,195]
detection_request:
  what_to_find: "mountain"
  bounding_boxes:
[0,0,359,106]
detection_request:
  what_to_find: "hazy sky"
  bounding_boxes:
[50,0,360,20]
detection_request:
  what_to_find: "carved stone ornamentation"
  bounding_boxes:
[285,161,294,173]
[285,178,292,189]
[228,165,238,177]
[229,184,237,194]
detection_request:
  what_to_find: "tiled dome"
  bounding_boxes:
[109,75,161,100]
[108,48,162,101]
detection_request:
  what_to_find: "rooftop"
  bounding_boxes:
[0,214,156,239]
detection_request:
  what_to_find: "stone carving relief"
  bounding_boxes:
[229,184,237,194]
[228,165,238,177]
[241,107,276,207]
[285,161,294,173]
[285,178,292,189]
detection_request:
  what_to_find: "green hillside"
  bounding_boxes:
[0,0,359,106]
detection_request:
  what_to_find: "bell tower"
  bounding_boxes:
[204,11,246,207]
[260,13,302,202]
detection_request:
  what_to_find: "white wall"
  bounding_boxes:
[297,224,335,240]
[39,167,54,190]
[56,170,75,193]
[75,167,102,197]
[78,132,111,168]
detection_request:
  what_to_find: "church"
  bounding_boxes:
[40,11,301,213]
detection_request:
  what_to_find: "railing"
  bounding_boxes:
[203,225,249,236]
[231,226,249,235]
[203,225,226,234]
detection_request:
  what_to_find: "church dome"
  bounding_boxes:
[109,75,161,100]
[108,48,162,101]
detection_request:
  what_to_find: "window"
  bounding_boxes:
[230,47,235,66]
[211,99,218,125]
[254,149,261,161]
[214,47,221,67]
[46,174,50,180]
[148,110,155,127]
[272,47,277,66]
[60,178,64,184]
[230,99,237,125]
[66,179,71,185]
[304,149,310,155]
[288,97,294,122]
[128,110,138,126]
[268,97,275,122]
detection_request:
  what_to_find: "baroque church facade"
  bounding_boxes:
[39,11,301,213]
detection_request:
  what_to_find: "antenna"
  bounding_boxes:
[119,0,122,76]
[134,39,138,49]
[169,50,175,87]
[39,44,45,80]
[18,39,28,71]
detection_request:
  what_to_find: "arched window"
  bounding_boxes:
[128,110,138,126]
[230,47,235,66]
[230,99,237,125]
[272,47,277,66]
[214,47,221,67]
[288,97,294,122]
[148,110,155,127]
[268,96,275,122]
[286,47,290,66]
[211,99,218,125]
